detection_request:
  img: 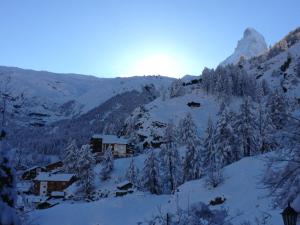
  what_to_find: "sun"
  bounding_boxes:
[131,54,182,77]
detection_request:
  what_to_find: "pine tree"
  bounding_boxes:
[202,118,224,188]
[0,152,20,225]
[159,122,182,193]
[141,150,161,194]
[179,113,201,181]
[178,112,198,146]
[169,79,185,98]
[266,89,289,130]
[77,144,95,196]
[256,102,277,153]
[264,115,300,207]
[125,157,139,185]
[235,97,258,157]
[214,105,237,165]
[62,140,80,173]
[100,146,114,180]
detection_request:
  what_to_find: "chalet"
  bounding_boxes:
[34,172,76,196]
[187,101,201,108]
[45,161,63,172]
[22,166,46,180]
[90,134,133,157]
[117,181,133,191]
[115,181,134,197]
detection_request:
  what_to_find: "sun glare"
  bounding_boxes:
[131,54,183,77]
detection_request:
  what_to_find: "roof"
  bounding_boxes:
[23,166,45,172]
[34,172,75,182]
[92,134,128,145]
[117,180,132,188]
[51,191,65,197]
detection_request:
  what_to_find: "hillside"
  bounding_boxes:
[28,153,284,225]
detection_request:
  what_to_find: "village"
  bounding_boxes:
[16,134,136,210]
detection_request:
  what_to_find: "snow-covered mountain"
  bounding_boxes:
[220,28,268,66]
[0,66,174,125]
[245,27,300,98]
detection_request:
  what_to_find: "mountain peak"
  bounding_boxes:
[220,27,268,66]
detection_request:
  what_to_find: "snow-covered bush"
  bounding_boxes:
[145,202,231,225]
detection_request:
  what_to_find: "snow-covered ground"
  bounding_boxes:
[29,153,284,225]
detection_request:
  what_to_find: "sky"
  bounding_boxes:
[0,0,299,78]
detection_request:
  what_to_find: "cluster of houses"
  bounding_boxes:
[20,134,134,198]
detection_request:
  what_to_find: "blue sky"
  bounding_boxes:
[0,0,299,78]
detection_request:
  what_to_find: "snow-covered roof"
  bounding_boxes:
[34,172,75,182]
[24,165,45,172]
[51,191,65,197]
[92,134,128,145]
[117,180,132,188]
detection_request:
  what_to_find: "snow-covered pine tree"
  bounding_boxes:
[178,112,198,146]
[235,97,258,157]
[125,157,139,186]
[159,121,182,193]
[178,113,201,182]
[62,139,80,173]
[141,150,161,194]
[0,152,20,225]
[100,146,114,180]
[266,89,289,130]
[214,105,237,165]
[256,102,277,153]
[264,115,300,207]
[77,144,95,196]
[202,117,224,188]
[169,79,185,98]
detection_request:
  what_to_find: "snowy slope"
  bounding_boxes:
[0,66,173,124]
[123,89,241,148]
[29,154,284,225]
[220,28,268,66]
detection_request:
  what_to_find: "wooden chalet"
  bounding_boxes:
[34,172,76,196]
[90,134,133,157]
[22,166,46,180]
[45,161,63,172]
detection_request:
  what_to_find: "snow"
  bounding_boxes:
[51,191,65,197]
[220,27,268,66]
[129,89,242,145]
[30,194,169,225]
[34,173,75,182]
[92,134,129,145]
[0,66,174,123]
[29,153,284,225]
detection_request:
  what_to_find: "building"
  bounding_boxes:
[45,161,63,172]
[90,134,133,157]
[34,172,76,196]
[22,166,46,180]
